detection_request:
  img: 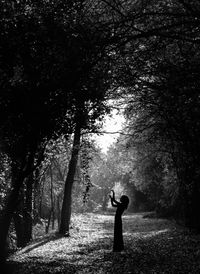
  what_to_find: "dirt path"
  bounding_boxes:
[6,213,200,273]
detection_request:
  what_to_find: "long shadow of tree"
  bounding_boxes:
[6,214,200,274]
[20,234,63,254]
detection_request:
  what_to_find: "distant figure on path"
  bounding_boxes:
[109,190,129,252]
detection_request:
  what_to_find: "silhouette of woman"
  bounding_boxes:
[109,190,129,252]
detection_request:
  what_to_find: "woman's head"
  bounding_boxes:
[120,195,129,209]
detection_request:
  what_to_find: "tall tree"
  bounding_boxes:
[1,0,200,261]
[0,0,88,260]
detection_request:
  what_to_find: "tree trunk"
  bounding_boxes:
[13,189,25,247]
[56,195,61,228]
[0,152,35,263]
[33,169,41,225]
[45,209,52,234]
[191,182,200,231]
[50,165,55,230]
[184,177,200,231]
[13,174,33,247]
[102,190,108,211]
[23,174,33,244]
[179,157,200,232]
[59,123,81,235]
[39,179,45,219]
[0,170,24,263]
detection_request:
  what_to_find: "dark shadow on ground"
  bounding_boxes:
[67,228,200,273]
[6,213,200,274]
[5,259,79,274]
[7,228,200,274]
[18,233,63,255]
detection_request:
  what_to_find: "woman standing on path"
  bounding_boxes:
[109,190,129,252]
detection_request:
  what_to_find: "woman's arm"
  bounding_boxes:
[111,190,120,205]
[110,196,118,207]
[110,190,120,207]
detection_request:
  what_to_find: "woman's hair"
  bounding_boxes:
[120,195,129,209]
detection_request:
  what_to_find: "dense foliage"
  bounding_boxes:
[103,0,200,228]
[1,0,200,266]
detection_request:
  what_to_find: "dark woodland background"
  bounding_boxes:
[1,1,200,273]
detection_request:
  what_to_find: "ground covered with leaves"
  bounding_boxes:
[6,213,200,273]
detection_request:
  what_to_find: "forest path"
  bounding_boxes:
[7,213,200,273]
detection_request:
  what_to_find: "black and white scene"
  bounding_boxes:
[1,1,200,273]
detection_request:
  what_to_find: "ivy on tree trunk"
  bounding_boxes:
[59,122,81,235]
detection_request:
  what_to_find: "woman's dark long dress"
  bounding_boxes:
[113,203,126,252]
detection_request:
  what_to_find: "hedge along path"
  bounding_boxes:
[7,213,200,273]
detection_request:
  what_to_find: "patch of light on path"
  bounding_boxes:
[124,228,170,238]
